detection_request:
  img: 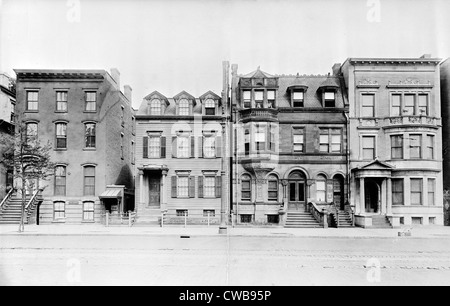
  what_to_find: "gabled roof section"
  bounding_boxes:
[353,159,395,171]
[199,90,221,100]
[241,67,275,79]
[144,90,169,104]
[173,90,196,106]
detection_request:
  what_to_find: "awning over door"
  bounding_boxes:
[99,189,122,199]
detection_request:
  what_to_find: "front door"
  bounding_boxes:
[365,180,379,213]
[288,181,306,210]
[148,177,160,207]
[333,176,345,210]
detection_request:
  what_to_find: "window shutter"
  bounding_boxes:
[143,136,148,158]
[216,136,222,158]
[171,176,177,198]
[172,136,177,158]
[215,176,222,198]
[190,136,195,158]
[189,176,195,198]
[198,136,203,158]
[160,136,166,158]
[198,176,204,198]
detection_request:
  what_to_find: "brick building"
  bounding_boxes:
[440,58,450,225]
[341,55,444,227]
[12,69,135,224]
[0,73,15,202]
[231,64,349,227]
[134,88,225,225]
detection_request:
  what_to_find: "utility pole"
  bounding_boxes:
[219,61,230,234]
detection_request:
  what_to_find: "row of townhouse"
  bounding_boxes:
[1,54,449,227]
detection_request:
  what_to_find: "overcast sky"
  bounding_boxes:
[1,0,449,108]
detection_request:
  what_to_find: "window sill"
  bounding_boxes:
[83,111,97,113]
[83,148,96,151]
[82,220,95,223]
[54,148,67,151]
[55,111,68,113]
[52,220,66,223]
[24,110,39,113]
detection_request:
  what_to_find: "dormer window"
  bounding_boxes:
[178,98,190,115]
[324,91,335,107]
[267,90,275,108]
[149,99,162,115]
[293,91,304,107]
[205,99,215,115]
[243,90,251,109]
[255,91,264,108]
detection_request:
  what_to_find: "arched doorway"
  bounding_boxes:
[333,174,345,210]
[365,179,380,213]
[288,170,306,211]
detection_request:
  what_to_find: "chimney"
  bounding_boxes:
[332,63,341,76]
[420,54,431,59]
[124,85,132,102]
[110,68,120,89]
[222,61,230,111]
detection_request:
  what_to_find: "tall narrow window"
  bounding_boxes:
[409,134,422,159]
[205,99,215,115]
[149,99,161,115]
[269,124,276,152]
[26,122,38,143]
[362,136,375,160]
[55,123,67,149]
[392,179,404,205]
[26,91,39,111]
[131,141,135,164]
[203,135,216,158]
[178,99,190,115]
[120,134,124,159]
[243,91,251,108]
[84,123,96,148]
[316,175,327,202]
[267,175,278,201]
[85,92,96,111]
[428,178,435,206]
[418,94,428,116]
[403,94,415,116]
[56,91,68,112]
[255,124,266,152]
[293,128,304,152]
[267,90,275,108]
[148,135,161,158]
[244,129,250,155]
[324,91,335,107]
[361,94,375,117]
[177,133,190,158]
[426,135,434,159]
[331,129,342,153]
[254,91,264,108]
[391,135,403,159]
[203,176,215,198]
[293,91,304,107]
[54,166,66,196]
[83,166,95,196]
[391,94,401,116]
[54,201,65,220]
[241,175,251,201]
[10,99,15,123]
[319,130,329,153]
[83,201,95,221]
[177,176,189,197]
[410,178,422,205]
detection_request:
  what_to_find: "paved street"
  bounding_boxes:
[1,227,450,286]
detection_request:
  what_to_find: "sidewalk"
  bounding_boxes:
[1,223,450,239]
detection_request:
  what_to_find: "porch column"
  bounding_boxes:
[161,169,168,211]
[387,178,392,215]
[381,179,387,214]
[359,177,365,215]
[281,180,288,210]
[139,170,144,211]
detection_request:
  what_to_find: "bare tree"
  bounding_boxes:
[0,123,54,232]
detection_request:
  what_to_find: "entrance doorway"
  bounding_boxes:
[333,175,345,210]
[148,173,161,208]
[288,170,306,211]
[365,179,380,213]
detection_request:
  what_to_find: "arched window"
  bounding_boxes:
[26,122,38,143]
[84,123,96,148]
[54,166,66,196]
[316,174,327,202]
[178,98,190,115]
[267,174,278,201]
[241,174,251,201]
[149,99,161,115]
[83,166,95,196]
[205,99,215,115]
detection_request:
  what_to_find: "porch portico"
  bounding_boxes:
[137,165,169,213]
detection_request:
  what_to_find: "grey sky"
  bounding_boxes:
[1,0,449,109]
